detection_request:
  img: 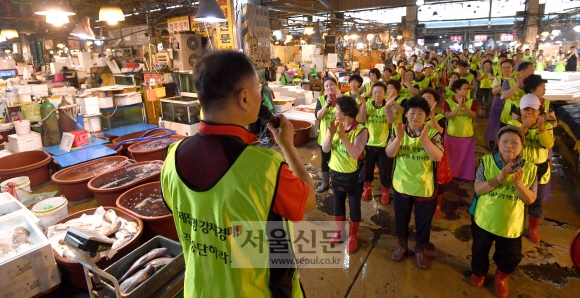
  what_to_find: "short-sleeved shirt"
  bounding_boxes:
[475,157,538,193]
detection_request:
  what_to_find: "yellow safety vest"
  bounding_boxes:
[365,101,389,147]
[508,120,554,184]
[500,79,524,125]
[317,95,336,145]
[392,127,440,197]
[328,123,367,173]
[474,153,537,238]
[445,97,474,137]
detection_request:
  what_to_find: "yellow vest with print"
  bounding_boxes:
[365,101,389,147]
[474,153,537,238]
[317,95,336,145]
[392,127,440,197]
[500,79,523,124]
[161,141,303,298]
[508,120,554,184]
[460,73,475,85]
[479,70,494,89]
[445,97,474,137]
[328,123,367,174]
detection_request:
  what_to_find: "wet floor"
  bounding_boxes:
[289,116,580,297]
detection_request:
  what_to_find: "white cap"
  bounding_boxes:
[520,94,541,110]
[413,64,424,72]
[424,63,434,69]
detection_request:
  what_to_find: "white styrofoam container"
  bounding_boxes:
[30,84,48,94]
[8,132,42,153]
[0,263,60,298]
[18,94,32,103]
[114,94,142,106]
[0,193,41,229]
[98,97,114,109]
[80,104,100,115]
[0,210,56,291]
[274,102,293,113]
[83,113,102,132]
[16,85,32,95]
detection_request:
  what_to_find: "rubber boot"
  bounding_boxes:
[347,220,360,253]
[415,243,429,270]
[494,269,510,298]
[391,238,408,261]
[528,216,541,244]
[317,172,329,192]
[330,215,346,246]
[433,194,443,219]
[361,181,372,201]
[471,274,485,288]
[380,187,390,205]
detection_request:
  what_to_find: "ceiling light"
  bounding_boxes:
[433,11,438,16]
[541,31,550,37]
[0,29,19,39]
[397,35,403,40]
[347,24,359,39]
[310,22,324,44]
[0,36,6,42]
[99,3,125,25]
[416,0,424,5]
[35,0,75,16]
[366,33,374,42]
[467,4,471,8]
[551,29,561,36]
[418,8,422,12]
[194,0,226,23]
[70,17,96,40]
[303,25,314,35]
[47,14,70,26]
[575,26,580,33]
[355,37,364,49]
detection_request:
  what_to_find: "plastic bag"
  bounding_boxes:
[437,148,452,185]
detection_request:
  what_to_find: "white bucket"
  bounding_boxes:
[1,176,31,202]
[84,113,102,132]
[32,196,69,230]
[14,120,31,135]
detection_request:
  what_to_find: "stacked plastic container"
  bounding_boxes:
[8,119,42,153]
[76,96,102,132]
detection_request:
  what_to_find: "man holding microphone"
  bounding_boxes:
[161,51,315,297]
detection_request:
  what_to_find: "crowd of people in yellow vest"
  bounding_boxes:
[314,48,557,298]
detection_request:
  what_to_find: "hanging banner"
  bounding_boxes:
[216,0,235,50]
[190,19,209,37]
[168,16,190,33]
[474,35,488,42]
[500,34,514,41]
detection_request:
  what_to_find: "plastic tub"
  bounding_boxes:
[116,182,177,241]
[50,207,143,289]
[32,196,69,230]
[0,150,52,187]
[0,176,31,202]
[14,120,31,135]
[126,135,184,162]
[269,119,313,146]
[104,143,123,155]
[88,161,164,206]
[51,156,129,202]
[111,130,167,157]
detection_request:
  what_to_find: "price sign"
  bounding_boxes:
[474,35,488,42]
[450,35,462,42]
[168,16,190,33]
[500,34,514,41]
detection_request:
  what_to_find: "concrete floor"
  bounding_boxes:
[291,117,580,298]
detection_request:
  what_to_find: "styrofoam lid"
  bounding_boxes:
[32,197,68,213]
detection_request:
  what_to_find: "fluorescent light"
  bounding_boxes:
[193,0,226,23]
[0,29,19,39]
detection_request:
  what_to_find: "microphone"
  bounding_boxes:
[258,105,280,128]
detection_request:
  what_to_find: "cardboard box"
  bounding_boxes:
[0,211,56,291]
[0,263,60,298]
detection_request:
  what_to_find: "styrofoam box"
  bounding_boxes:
[81,104,100,115]
[16,85,32,95]
[30,84,48,94]
[0,210,57,291]
[0,263,60,298]
[114,94,142,106]
[99,97,114,109]
[0,193,41,229]
[274,102,293,113]
[8,132,42,153]
[18,94,31,103]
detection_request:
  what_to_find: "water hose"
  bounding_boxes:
[113,127,176,150]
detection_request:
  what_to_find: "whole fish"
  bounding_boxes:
[103,209,117,223]
[111,236,132,250]
[117,248,166,283]
[119,265,155,293]
[144,257,173,271]
[100,218,121,237]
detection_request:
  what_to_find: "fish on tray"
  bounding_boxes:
[118,247,167,283]
[119,264,155,293]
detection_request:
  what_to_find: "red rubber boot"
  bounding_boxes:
[361,182,372,201]
[494,269,510,298]
[347,220,360,253]
[528,216,541,244]
[330,216,346,246]
[380,187,390,205]
[433,194,443,218]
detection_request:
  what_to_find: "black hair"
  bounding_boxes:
[459,61,469,68]
[499,54,508,59]
[501,59,514,67]
[483,60,492,67]
[386,79,401,92]
[421,88,440,103]
[430,58,438,64]
[518,61,533,72]
[523,75,548,94]
[369,68,381,79]
[382,68,392,75]
[372,82,387,93]
[348,74,363,85]
[451,78,469,92]
[404,95,430,116]
[335,96,359,119]
[448,71,460,80]
[193,51,256,112]
[323,76,338,85]
[411,54,418,58]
